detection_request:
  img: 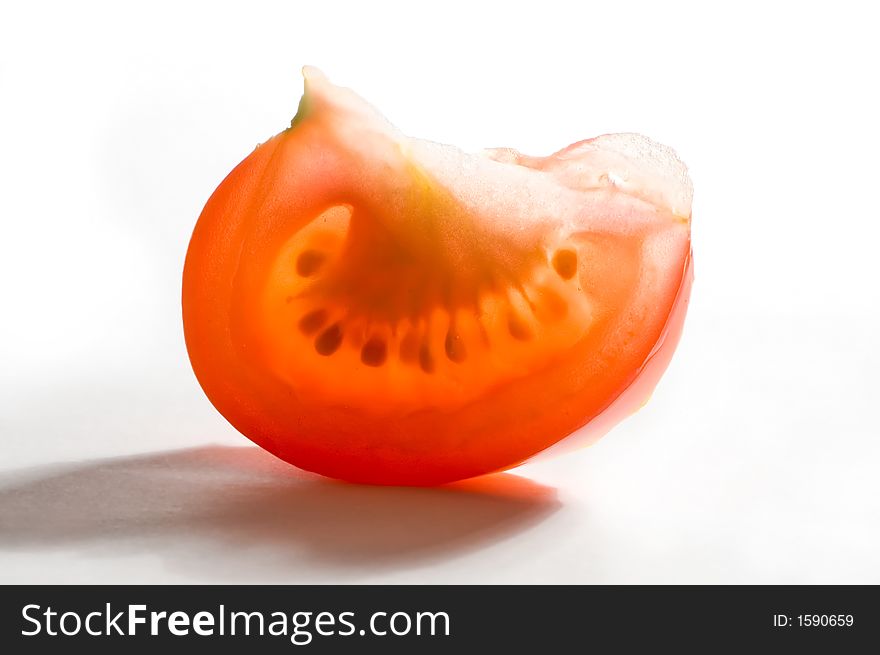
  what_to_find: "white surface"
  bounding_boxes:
[1,1,878,584]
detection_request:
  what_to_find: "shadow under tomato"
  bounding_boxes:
[0,446,560,581]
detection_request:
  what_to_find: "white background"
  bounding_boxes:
[1,1,878,583]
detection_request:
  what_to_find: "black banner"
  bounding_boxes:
[1,586,875,652]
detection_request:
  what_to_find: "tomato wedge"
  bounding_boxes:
[183,67,693,485]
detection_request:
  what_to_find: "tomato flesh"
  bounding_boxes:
[182,68,693,485]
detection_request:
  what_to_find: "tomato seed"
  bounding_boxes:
[445,328,467,363]
[507,312,533,340]
[315,323,343,355]
[296,249,327,276]
[298,309,328,335]
[361,338,387,367]
[552,248,578,280]
[419,343,435,374]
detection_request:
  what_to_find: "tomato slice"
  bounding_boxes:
[183,68,693,485]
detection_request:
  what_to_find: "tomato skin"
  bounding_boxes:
[183,76,692,486]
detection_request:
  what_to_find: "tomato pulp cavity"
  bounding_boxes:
[183,68,693,485]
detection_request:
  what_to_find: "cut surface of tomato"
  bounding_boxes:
[183,67,693,485]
